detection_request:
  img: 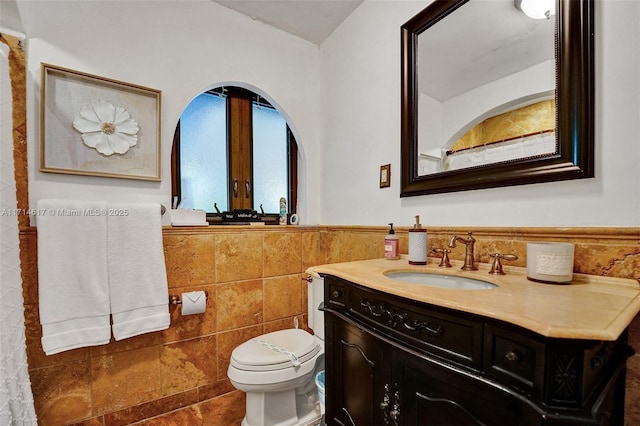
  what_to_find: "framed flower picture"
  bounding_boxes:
[40,63,161,181]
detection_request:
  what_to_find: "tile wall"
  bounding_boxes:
[19,225,640,425]
[21,226,323,425]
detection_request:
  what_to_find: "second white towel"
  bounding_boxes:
[108,203,170,340]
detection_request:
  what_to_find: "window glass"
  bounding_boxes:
[179,93,228,211]
[173,86,296,220]
[252,103,288,213]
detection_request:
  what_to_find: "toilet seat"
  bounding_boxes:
[231,329,320,372]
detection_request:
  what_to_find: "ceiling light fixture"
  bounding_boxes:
[515,0,556,20]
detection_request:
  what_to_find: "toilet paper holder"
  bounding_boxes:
[169,291,209,306]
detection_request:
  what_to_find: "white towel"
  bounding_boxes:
[37,199,111,355]
[108,203,170,340]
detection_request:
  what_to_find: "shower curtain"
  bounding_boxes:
[0,33,38,425]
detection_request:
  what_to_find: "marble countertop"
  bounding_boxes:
[308,257,640,341]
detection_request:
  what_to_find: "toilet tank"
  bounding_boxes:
[307,271,325,341]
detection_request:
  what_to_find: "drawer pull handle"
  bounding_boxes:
[381,384,390,425]
[380,383,400,426]
[360,298,443,337]
[505,351,519,362]
[390,388,401,426]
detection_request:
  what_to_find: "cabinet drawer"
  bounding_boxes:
[484,324,545,397]
[348,284,483,369]
[326,279,346,309]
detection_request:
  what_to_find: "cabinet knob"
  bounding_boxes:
[505,351,519,362]
[332,289,342,298]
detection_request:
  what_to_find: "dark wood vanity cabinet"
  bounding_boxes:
[322,275,632,426]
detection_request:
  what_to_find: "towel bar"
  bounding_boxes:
[169,292,209,306]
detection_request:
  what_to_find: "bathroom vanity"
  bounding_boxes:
[312,258,640,426]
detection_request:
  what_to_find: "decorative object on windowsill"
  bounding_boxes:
[73,100,139,156]
[170,208,207,226]
[40,63,161,181]
[279,197,287,225]
[222,209,260,222]
[208,204,279,225]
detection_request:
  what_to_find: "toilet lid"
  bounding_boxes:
[230,329,321,371]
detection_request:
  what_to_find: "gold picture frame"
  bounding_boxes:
[40,63,161,181]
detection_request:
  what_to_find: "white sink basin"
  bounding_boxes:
[385,271,497,290]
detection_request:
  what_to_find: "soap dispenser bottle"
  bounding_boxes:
[408,215,427,265]
[384,223,399,260]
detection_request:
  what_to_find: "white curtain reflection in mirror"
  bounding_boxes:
[440,132,556,172]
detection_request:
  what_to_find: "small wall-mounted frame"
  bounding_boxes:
[380,164,391,188]
[40,63,162,181]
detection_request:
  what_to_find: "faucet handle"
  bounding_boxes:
[430,248,452,268]
[489,253,518,275]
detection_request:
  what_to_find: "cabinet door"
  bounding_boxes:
[397,351,542,426]
[326,314,390,426]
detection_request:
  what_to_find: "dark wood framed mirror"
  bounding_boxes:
[401,0,594,197]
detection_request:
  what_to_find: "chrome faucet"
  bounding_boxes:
[448,231,478,271]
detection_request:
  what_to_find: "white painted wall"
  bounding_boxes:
[14,0,640,228]
[18,0,322,224]
[320,0,640,227]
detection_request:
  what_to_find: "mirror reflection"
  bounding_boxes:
[416,0,556,175]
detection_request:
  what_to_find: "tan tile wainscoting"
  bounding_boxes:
[18,225,640,425]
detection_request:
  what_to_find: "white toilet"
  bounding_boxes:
[228,272,325,426]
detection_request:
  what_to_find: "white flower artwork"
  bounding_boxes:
[72,100,139,156]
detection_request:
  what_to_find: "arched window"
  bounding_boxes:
[172,86,297,224]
